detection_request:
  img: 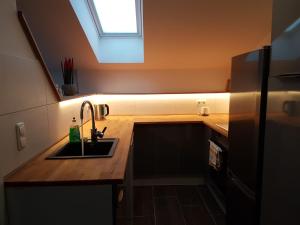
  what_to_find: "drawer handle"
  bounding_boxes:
[118,189,124,203]
[275,73,300,78]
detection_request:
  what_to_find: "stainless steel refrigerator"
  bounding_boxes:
[260,5,300,225]
[227,46,271,225]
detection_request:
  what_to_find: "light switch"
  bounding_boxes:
[16,122,27,151]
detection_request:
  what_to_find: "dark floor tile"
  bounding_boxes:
[176,186,203,206]
[116,218,130,225]
[134,186,154,217]
[182,206,215,225]
[133,216,155,225]
[117,216,154,225]
[198,186,223,215]
[154,197,185,225]
[213,214,226,225]
[153,185,177,197]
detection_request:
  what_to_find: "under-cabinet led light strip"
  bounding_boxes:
[59,93,230,107]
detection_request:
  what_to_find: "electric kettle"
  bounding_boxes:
[94,104,110,120]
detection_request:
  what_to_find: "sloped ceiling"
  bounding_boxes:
[17,0,272,93]
[18,0,272,70]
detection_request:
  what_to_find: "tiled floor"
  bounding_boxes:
[117,185,225,225]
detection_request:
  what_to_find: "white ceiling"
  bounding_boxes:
[18,0,272,73]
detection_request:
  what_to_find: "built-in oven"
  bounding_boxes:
[207,130,229,212]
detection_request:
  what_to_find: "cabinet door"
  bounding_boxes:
[179,124,205,176]
[152,124,182,176]
[6,185,113,225]
[133,123,206,179]
[133,125,155,179]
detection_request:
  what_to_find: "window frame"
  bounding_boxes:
[86,0,143,38]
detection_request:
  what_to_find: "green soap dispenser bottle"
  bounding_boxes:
[69,117,80,143]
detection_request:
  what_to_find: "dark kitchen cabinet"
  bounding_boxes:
[132,125,156,178]
[133,123,206,179]
[152,125,182,176]
[179,124,207,175]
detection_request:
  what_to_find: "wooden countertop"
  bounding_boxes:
[4,114,228,186]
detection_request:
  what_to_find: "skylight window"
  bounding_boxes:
[70,0,144,63]
[88,0,142,36]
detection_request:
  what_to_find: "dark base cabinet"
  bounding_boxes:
[133,123,206,180]
[6,185,114,225]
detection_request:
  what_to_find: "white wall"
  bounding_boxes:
[78,68,230,94]
[0,1,90,224]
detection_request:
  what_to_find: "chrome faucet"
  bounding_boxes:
[80,101,106,142]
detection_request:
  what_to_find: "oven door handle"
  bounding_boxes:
[275,73,300,78]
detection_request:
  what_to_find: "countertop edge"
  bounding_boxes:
[4,179,123,187]
[4,114,228,187]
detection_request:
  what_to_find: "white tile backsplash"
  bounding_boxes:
[214,97,230,113]
[0,106,49,177]
[97,94,230,115]
[47,101,89,146]
[107,99,136,115]
[134,99,175,115]
[45,79,59,105]
[0,54,47,115]
[172,99,197,115]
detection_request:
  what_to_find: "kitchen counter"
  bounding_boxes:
[4,114,228,186]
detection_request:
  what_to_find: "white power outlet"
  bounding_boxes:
[196,99,207,115]
[197,99,207,106]
[16,122,27,151]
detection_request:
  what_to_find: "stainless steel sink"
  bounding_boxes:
[46,138,118,159]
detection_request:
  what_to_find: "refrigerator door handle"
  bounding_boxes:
[275,73,300,78]
[227,169,256,201]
